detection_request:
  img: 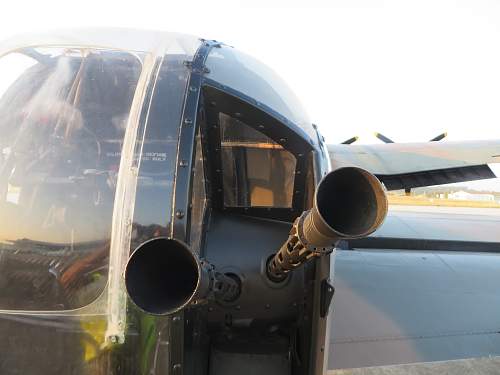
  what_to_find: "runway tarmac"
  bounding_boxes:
[373,205,500,242]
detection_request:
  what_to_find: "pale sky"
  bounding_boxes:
[1,0,500,144]
[1,0,500,190]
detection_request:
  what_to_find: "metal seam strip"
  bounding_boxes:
[168,39,219,375]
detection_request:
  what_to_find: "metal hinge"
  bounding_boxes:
[320,279,335,318]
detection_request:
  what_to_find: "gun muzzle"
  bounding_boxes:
[125,237,240,315]
[267,167,387,281]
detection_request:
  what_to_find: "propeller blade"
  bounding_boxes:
[429,132,447,142]
[341,136,359,145]
[374,132,395,144]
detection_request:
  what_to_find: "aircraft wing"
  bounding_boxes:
[328,205,500,371]
[327,140,500,190]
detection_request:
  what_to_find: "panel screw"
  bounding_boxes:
[175,210,185,219]
[109,335,119,343]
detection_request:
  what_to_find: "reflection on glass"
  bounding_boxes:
[190,130,208,254]
[0,47,143,310]
[129,56,191,248]
[205,46,312,136]
[220,113,296,208]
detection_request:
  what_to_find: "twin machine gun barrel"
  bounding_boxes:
[124,167,388,315]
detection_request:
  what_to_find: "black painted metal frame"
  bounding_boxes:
[171,40,217,242]
[170,39,316,236]
[168,39,218,375]
[202,81,314,222]
[168,39,331,375]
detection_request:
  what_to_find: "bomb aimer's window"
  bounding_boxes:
[220,113,296,208]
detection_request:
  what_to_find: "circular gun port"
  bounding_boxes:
[222,272,242,302]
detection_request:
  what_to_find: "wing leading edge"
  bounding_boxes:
[328,140,500,190]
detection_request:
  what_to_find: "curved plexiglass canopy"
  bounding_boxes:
[0,28,202,375]
[0,29,320,375]
[0,28,201,57]
[205,45,315,143]
[0,28,200,311]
